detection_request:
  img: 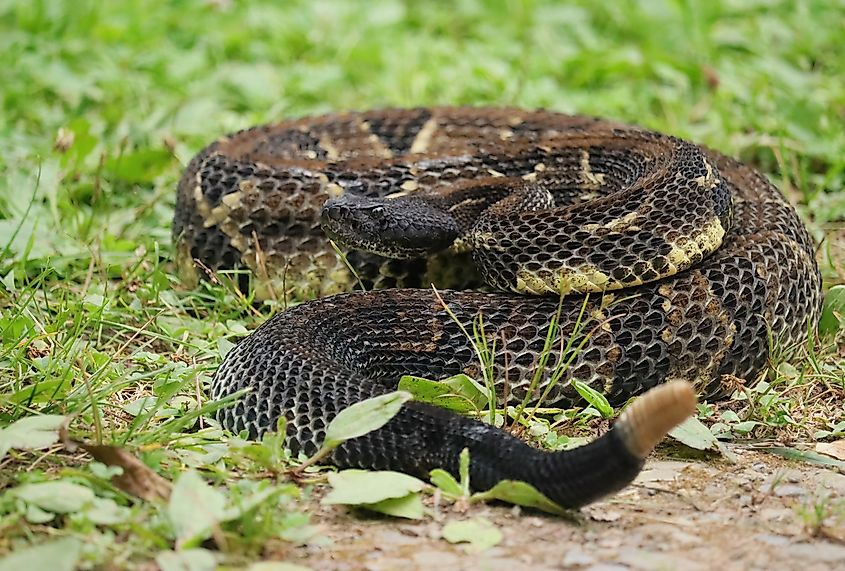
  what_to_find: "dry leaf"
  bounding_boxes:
[60,424,171,501]
[815,440,845,461]
[81,444,172,501]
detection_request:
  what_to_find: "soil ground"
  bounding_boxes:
[283,451,845,571]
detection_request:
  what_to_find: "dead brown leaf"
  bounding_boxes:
[816,440,845,461]
[81,443,172,501]
[60,423,171,501]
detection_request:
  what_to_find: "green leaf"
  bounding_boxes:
[669,416,736,460]
[12,481,95,514]
[105,148,174,183]
[155,549,217,571]
[429,469,463,497]
[732,421,758,434]
[763,447,845,470]
[441,517,503,552]
[0,538,81,571]
[322,470,425,505]
[430,448,471,499]
[364,493,425,520]
[81,497,131,525]
[221,486,282,522]
[0,415,67,460]
[571,379,613,418]
[398,374,491,413]
[323,391,411,448]
[217,338,235,359]
[471,480,568,516]
[819,285,845,337]
[167,470,226,547]
[668,416,718,450]
[25,504,55,524]
[458,447,470,495]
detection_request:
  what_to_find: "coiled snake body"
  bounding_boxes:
[174,108,821,508]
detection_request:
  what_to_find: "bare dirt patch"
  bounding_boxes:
[283,449,845,571]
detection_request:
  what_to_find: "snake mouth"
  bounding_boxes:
[320,201,428,258]
[320,194,459,259]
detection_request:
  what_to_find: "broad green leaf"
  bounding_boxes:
[81,497,131,525]
[0,538,81,571]
[322,470,425,505]
[123,396,157,417]
[398,374,491,413]
[429,469,462,497]
[323,391,411,448]
[441,517,502,552]
[472,480,568,516]
[668,416,718,450]
[819,285,845,337]
[732,421,758,434]
[669,417,736,460]
[7,380,69,406]
[364,493,425,520]
[155,549,217,571]
[571,379,613,418]
[13,481,95,514]
[167,470,226,547]
[0,415,66,460]
[25,505,55,524]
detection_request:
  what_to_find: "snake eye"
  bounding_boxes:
[370,206,386,219]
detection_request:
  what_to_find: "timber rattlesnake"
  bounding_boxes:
[174,108,821,507]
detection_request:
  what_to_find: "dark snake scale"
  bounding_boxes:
[174,108,822,508]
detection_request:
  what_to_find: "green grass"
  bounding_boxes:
[1,0,844,567]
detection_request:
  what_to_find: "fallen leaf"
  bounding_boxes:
[322,470,425,505]
[364,493,425,519]
[60,424,171,501]
[816,440,845,461]
[669,416,717,450]
[441,517,502,552]
[669,416,737,461]
[322,470,426,519]
[79,443,172,501]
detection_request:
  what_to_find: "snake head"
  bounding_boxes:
[320,193,459,259]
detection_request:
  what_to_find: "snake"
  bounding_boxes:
[173,107,822,509]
